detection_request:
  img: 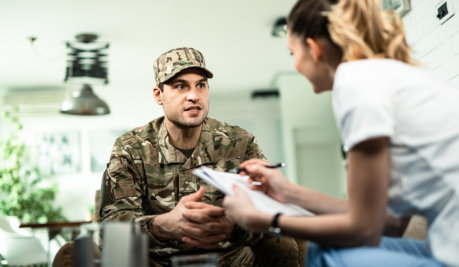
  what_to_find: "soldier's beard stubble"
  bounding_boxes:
[170,118,203,129]
[169,110,208,129]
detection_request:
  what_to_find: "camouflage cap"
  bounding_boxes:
[153,47,214,85]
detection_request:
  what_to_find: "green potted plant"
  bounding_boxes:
[0,106,65,224]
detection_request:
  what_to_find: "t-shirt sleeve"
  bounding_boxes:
[333,64,395,151]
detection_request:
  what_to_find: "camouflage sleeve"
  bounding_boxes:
[244,135,267,161]
[98,139,177,253]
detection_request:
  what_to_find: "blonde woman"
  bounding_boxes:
[223,0,458,266]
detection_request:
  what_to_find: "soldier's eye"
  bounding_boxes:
[175,84,185,90]
[196,83,206,89]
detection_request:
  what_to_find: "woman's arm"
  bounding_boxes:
[283,183,348,214]
[239,158,348,214]
[225,137,390,247]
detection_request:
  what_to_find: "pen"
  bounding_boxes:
[231,162,286,174]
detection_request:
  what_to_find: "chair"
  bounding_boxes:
[0,216,48,266]
[52,190,102,267]
[403,215,427,240]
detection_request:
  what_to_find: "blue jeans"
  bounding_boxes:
[306,237,445,267]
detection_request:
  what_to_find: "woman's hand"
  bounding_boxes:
[239,159,294,203]
[223,184,270,232]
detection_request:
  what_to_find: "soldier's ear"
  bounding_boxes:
[153,86,162,105]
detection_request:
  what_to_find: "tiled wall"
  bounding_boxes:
[404,0,459,86]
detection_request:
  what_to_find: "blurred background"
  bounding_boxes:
[1,0,459,223]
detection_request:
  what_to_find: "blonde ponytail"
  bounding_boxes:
[328,0,416,64]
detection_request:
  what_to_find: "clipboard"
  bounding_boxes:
[193,166,313,216]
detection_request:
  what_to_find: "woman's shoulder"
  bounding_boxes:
[337,59,415,77]
[334,59,424,92]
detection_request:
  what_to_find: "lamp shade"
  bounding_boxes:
[60,84,110,115]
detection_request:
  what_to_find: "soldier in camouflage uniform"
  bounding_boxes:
[98,47,301,266]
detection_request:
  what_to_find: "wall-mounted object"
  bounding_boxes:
[29,130,81,175]
[88,129,127,172]
[382,0,411,16]
[271,17,287,37]
[251,89,279,99]
[436,0,455,24]
[3,85,66,114]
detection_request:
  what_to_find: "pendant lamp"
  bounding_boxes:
[60,84,110,115]
[60,33,110,115]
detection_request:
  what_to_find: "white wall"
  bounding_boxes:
[276,73,346,198]
[209,90,284,164]
[404,0,459,86]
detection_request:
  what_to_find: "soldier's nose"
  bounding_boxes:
[186,90,199,102]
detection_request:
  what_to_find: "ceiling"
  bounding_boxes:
[0,0,298,95]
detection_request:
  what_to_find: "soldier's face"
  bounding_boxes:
[154,68,210,129]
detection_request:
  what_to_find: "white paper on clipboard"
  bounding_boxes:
[192,166,313,216]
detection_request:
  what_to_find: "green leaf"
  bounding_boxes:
[0,107,66,223]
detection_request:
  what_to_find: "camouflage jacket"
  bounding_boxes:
[98,116,265,258]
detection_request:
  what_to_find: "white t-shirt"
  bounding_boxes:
[332,59,459,265]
